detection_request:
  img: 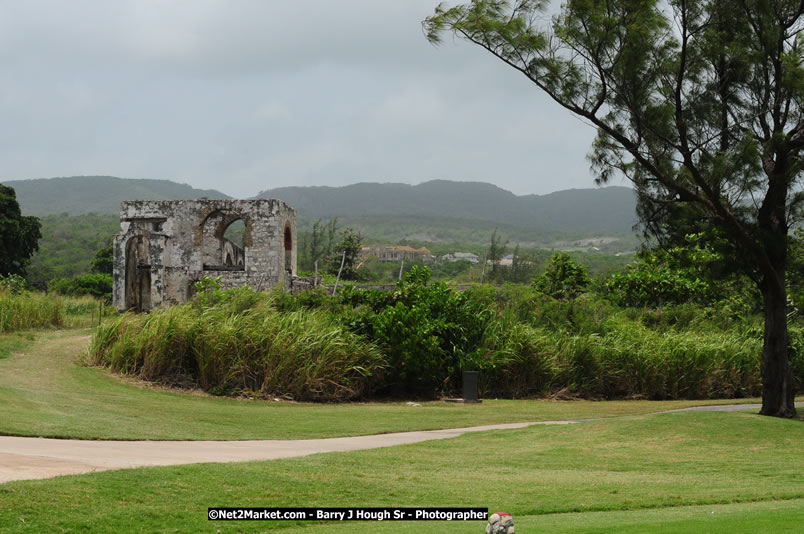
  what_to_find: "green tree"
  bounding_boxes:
[426,0,804,417]
[90,243,114,275]
[0,184,41,277]
[300,218,339,272]
[508,244,540,283]
[533,252,590,300]
[328,228,364,281]
[486,228,508,282]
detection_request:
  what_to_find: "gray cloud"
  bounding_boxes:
[0,0,613,198]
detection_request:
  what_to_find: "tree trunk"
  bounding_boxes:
[760,275,796,417]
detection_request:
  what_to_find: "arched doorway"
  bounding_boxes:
[284,224,292,273]
[125,235,151,312]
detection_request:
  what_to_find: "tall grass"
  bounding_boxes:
[89,287,385,401]
[0,288,116,332]
[0,288,63,331]
[474,309,762,399]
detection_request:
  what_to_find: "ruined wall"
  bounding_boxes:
[112,199,297,312]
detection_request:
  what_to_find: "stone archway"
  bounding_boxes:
[201,210,248,270]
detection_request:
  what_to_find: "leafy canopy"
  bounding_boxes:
[0,184,41,277]
[90,244,113,275]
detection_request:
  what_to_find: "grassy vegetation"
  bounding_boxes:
[2,411,803,532]
[0,288,114,332]
[89,287,384,401]
[0,328,758,440]
[477,306,763,399]
[87,276,775,402]
[0,289,62,332]
[0,332,35,360]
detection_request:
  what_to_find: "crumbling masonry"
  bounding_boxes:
[112,199,296,312]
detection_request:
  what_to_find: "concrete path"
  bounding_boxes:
[3,402,793,485]
[0,420,578,484]
[665,403,766,412]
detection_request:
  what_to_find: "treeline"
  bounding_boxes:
[295,218,634,285]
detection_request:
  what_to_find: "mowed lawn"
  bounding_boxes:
[2,411,804,533]
[0,328,762,440]
[3,327,804,532]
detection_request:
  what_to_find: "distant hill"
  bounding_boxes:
[4,176,637,233]
[258,180,637,234]
[3,174,638,239]
[1,176,230,215]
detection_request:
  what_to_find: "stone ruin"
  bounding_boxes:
[112,199,297,312]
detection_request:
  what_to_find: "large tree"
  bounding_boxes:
[0,184,41,277]
[425,0,804,416]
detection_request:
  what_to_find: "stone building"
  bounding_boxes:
[112,199,296,312]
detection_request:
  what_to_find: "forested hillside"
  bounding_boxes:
[2,176,230,215]
[3,176,637,235]
[25,214,119,287]
[259,180,637,234]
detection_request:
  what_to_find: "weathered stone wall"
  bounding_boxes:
[112,199,297,311]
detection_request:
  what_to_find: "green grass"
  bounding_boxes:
[1,411,803,532]
[0,328,763,441]
[0,331,35,360]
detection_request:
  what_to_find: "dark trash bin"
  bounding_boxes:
[462,371,479,402]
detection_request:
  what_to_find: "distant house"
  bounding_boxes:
[362,245,433,262]
[441,252,479,264]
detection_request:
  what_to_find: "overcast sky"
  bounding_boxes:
[0,0,620,198]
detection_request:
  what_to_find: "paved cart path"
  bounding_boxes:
[1,403,791,484]
[0,420,575,484]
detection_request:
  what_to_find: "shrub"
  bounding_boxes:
[0,274,30,295]
[365,266,492,397]
[49,274,112,300]
[603,239,753,308]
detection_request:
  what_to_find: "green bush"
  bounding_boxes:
[552,319,762,399]
[50,273,112,300]
[469,314,554,398]
[603,240,751,308]
[0,274,30,294]
[364,266,492,396]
